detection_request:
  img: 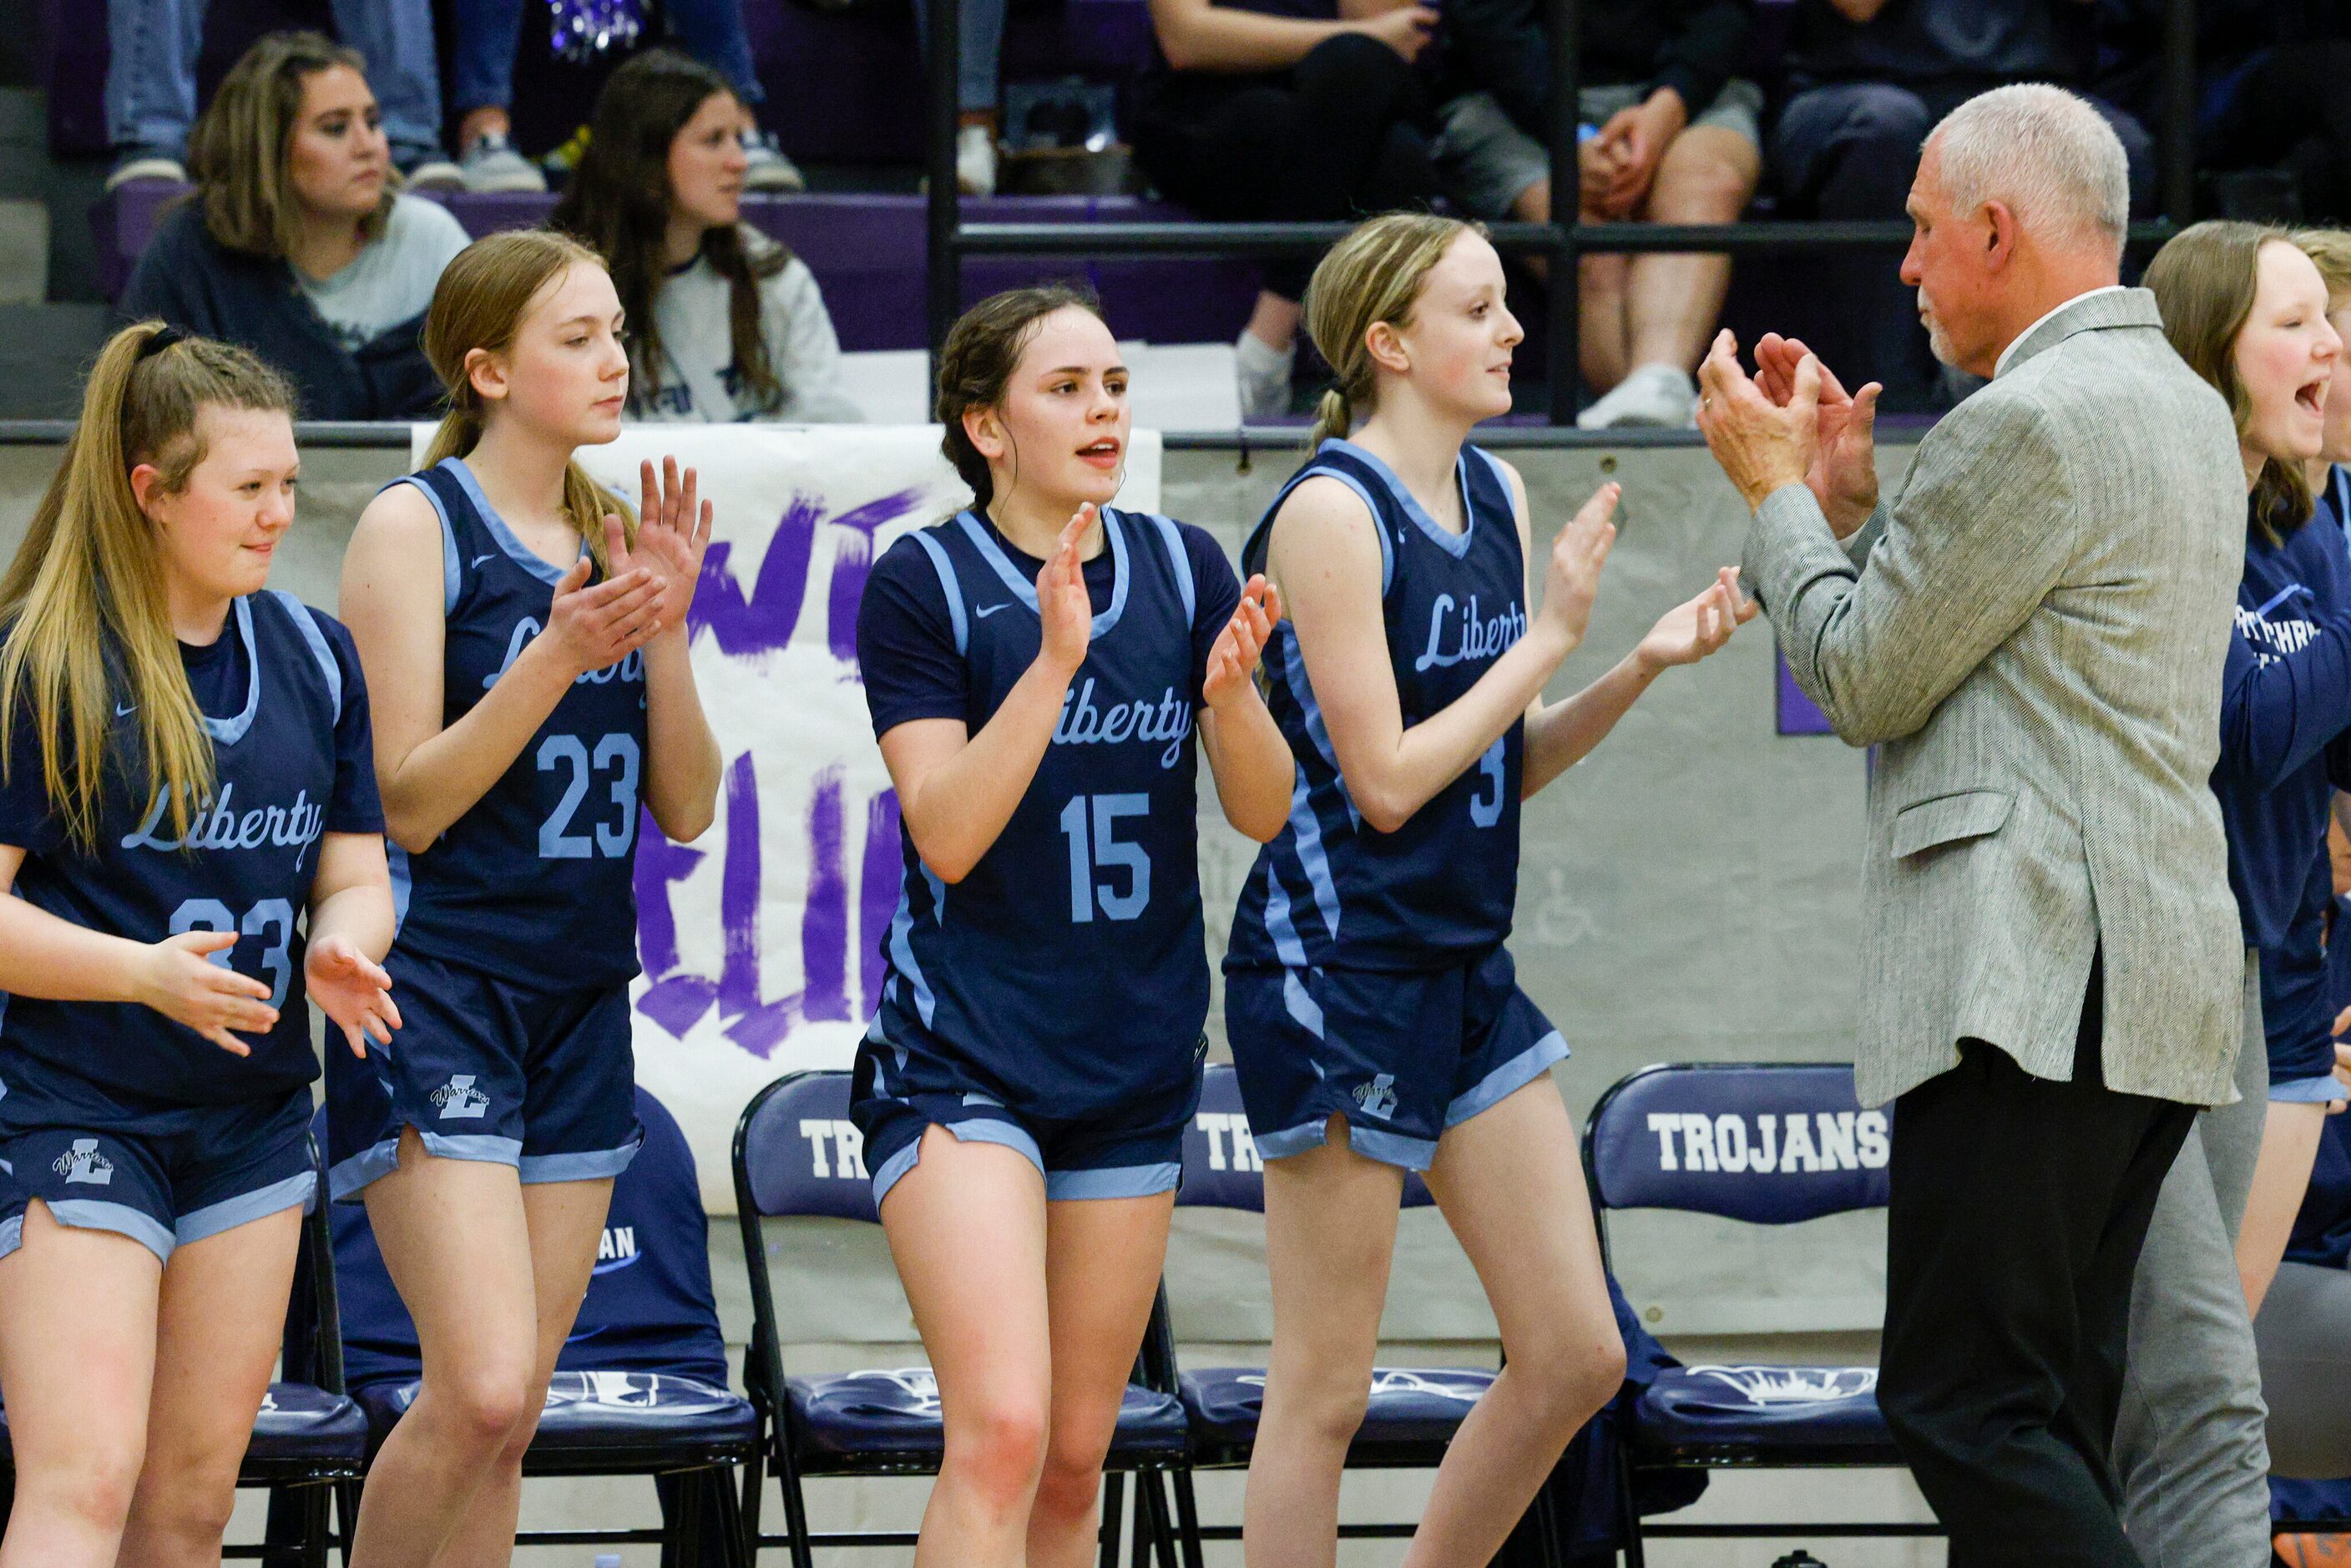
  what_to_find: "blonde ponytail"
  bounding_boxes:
[420,230,634,573]
[0,323,296,848]
[1302,212,1479,447]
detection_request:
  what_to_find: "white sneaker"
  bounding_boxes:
[401,156,467,191]
[741,129,806,194]
[1575,362,1698,429]
[104,153,188,191]
[459,132,548,195]
[957,123,998,197]
[1235,330,1293,422]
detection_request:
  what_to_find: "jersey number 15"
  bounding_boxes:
[1059,793,1150,923]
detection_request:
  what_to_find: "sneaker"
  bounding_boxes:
[459,131,548,195]
[1235,329,1294,422]
[1575,362,1697,430]
[741,129,806,194]
[104,151,188,192]
[399,154,467,191]
[957,122,998,197]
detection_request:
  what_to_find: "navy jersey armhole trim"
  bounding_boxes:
[1250,459,1395,598]
[382,472,463,615]
[910,529,968,656]
[266,590,344,726]
[1464,446,1523,564]
[1149,514,1197,624]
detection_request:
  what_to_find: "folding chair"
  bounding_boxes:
[0,1134,367,1568]
[325,1089,758,1565]
[1582,1061,1941,1564]
[1159,1062,1570,1565]
[731,1069,1187,1568]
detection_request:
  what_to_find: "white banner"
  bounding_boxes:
[410,425,1164,1207]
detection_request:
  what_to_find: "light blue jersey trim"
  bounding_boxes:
[1282,969,1324,1038]
[957,507,1134,637]
[418,1130,525,1165]
[1048,1161,1181,1201]
[520,1133,644,1184]
[1255,1115,1438,1171]
[1465,446,1516,519]
[887,888,938,1028]
[1445,1030,1568,1127]
[1260,859,1309,970]
[390,472,464,614]
[1148,513,1196,623]
[2271,1073,2347,1105]
[0,1213,22,1262]
[910,529,968,655]
[328,1136,402,1201]
[198,598,262,745]
[48,1196,178,1262]
[442,458,579,587]
[1284,772,1342,943]
[1278,462,1393,594]
[268,592,343,724]
[176,1169,315,1246]
[871,1116,1044,1206]
[387,843,412,931]
[1326,438,1475,560]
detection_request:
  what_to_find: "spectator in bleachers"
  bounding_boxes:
[1767,0,2154,411]
[446,0,802,195]
[104,0,458,190]
[118,32,469,422]
[550,50,860,422]
[913,0,1009,195]
[1133,0,1443,419]
[1436,0,1761,427]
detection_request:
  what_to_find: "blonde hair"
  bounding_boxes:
[2146,220,2313,539]
[1302,213,1482,448]
[2296,228,2351,310]
[189,30,393,261]
[419,230,633,572]
[0,324,297,848]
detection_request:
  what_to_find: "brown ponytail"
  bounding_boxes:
[934,284,1105,512]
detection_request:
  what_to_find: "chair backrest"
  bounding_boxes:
[1179,1064,1433,1211]
[1582,1063,1889,1224]
[329,1087,731,1390]
[735,1070,877,1222]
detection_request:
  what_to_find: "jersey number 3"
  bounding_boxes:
[538,733,642,859]
[1059,792,1150,923]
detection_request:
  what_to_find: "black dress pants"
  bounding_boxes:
[1878,957,2196,1567]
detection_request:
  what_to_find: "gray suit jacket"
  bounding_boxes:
[1746,287,2248,1108]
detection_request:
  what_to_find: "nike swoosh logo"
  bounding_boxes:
[976,603,1012,618]
[115,703,135,717]
[472,554,497,569]
[589,1252,643,1277]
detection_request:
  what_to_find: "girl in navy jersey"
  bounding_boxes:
[330,230,721,1565]
[1226,212,1754,1565]
[0,324,397,1566]
[855,286,1292,1565]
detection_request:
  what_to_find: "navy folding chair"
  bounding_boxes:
[1159,1063,1574,1565]
[0,1134,367,1567]
[326,1089,758,1565]
[731,1070,1187,1568]
[1582,1062,1939,1563]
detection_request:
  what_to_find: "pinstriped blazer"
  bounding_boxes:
[1746,288,2249,1108]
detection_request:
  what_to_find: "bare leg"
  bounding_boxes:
[1404,1078,1625,1566]
[118,1205,302,1568]
[456,107,509,148]
[421,1175,614,1566]
[1622,125,1760,374]
[1242,1118,1405,1568]
[882,1129,1053,1568]
[2240,1100,2328,1314]
[1244,292,1302,356]
[1577,249,1632,395]
[1029,1191,1177,1568]
[0,1205,161,1568]
[346,1134,540,1568]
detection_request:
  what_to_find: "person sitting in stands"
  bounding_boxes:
[119,31,468,422]
[549,49,860,424]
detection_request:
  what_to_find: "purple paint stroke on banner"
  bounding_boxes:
[826,489,927,661]
[1777,651,1835,736]
[800,767,852,1024]
[690,498,817,656]
[861,792,902,1019]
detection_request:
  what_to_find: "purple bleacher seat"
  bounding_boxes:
[93,182,1259,349]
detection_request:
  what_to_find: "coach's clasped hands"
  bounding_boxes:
[1697,331,1885,539]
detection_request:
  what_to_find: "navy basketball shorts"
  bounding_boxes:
[0,1062,314,1266]
[326,946,642,1199]
[1225,943,1568,1171]
[849,1024,1206,1209]
[2257,938,2346,1104]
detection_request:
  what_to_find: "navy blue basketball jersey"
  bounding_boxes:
[870,508,1211,1117]
[1228,438,1529,972]
[389,458,647,991]
[0,592,378,1105]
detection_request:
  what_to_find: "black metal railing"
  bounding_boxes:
[923,0,2198,422]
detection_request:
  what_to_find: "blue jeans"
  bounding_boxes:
[106,0,446,162]
[448,0,765,113]
[912,0,1005,113]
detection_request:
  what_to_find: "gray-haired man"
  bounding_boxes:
[1696,84,2268,1564]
